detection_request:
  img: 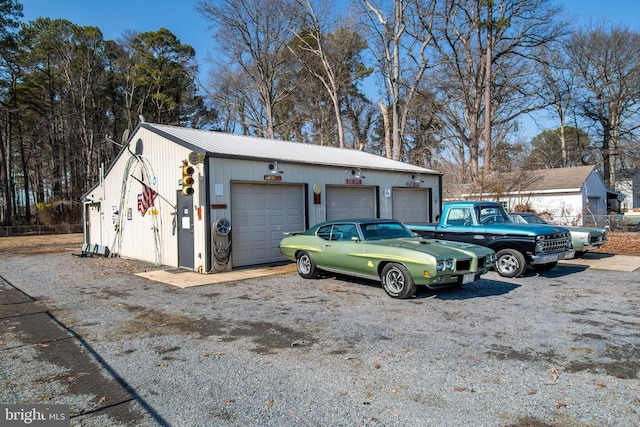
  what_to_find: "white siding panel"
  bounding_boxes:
[392,188,430,222]
[84,128,204,268]
[231,183,304,267]
[326,186,376,220]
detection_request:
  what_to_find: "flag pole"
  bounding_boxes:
[130,175,176,211]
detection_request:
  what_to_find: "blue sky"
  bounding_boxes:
[20,0,640,77]
[18,0,640,138]
[20,1,213,66]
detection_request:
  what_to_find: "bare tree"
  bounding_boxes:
[427,0,565,183]
[343,91,377,151]
[534,41,577,167]
[566,23,640,187]
[288,0,369,148]
[360,0,436,160]
[197,0,302,139]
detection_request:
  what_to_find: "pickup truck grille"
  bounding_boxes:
[540,233,571,254]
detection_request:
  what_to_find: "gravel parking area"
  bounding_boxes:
[1,247,639,426]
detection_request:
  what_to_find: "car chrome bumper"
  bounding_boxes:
[530,250,575,264]
[581,241,606,250]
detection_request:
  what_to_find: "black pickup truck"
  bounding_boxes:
[406,201,575,278]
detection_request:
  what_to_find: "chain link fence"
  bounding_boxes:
[0,224,83,237]
[551,215,639,231]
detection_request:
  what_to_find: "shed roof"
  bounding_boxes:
[141,123,439,174]
[518,165,598,191]
[447,165,603,200]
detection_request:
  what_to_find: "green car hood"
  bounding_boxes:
[369,238,491,258]
[565,226,606,235]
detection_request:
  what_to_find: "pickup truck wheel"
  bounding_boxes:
[495,249,526,278]
[381,263,416,299]
[296,251,320,279]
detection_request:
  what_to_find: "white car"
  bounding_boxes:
[509,212,607,256]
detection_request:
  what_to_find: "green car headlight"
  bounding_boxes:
[445,259,454,271]
[436,260,444,272]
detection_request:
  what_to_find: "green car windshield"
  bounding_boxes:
[513,213,548,224]
[360,222,415,241]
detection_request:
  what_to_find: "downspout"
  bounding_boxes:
[204,156,211,273]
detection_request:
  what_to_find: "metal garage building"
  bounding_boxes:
[83,123,442,273]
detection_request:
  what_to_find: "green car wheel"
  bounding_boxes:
[296,251,320,279]
[381,263,416,299]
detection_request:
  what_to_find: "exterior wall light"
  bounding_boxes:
[346,168,365,179]
[268,161,284,174]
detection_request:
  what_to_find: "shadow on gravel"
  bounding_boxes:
[522,264,587,279]
[323,273,518,300]
[577,252,616,259]
[425,279,519,300]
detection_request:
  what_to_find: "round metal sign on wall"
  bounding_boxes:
[188,151,204,165]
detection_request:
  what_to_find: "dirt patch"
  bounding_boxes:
[116,304,314,354]
[0,233,83,255]
[593,231,640,256]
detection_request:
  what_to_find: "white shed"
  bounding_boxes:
[83,123,442,272]
[614,169,640,210]
[453,165,614,226]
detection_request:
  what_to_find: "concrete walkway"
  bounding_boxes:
[136,263,297,288]
[559,253,640,272]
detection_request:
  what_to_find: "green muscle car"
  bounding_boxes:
[279,219,496,299]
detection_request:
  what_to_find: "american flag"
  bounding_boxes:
[139,184,158,216]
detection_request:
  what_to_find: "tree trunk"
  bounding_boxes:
[482,0,493,179]
[16,124,31,223]
[378,100,392,159]
[0,126,11,224]
[558,110,567,167]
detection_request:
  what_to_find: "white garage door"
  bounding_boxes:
[326,186,376,220]
[231,183,304,267]
[392,188,430,223]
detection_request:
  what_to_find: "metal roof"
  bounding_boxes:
[519,165,598,191]
[142,123,440,174]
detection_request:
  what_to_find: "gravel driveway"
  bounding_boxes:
[1,249,639,426]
